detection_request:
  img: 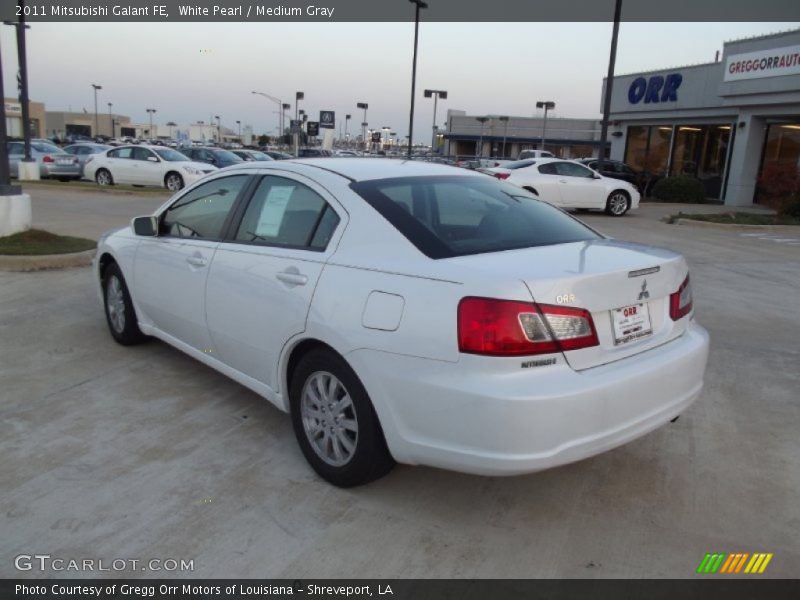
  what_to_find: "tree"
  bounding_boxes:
[258,134,270,146]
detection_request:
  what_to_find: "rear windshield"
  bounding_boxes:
[351,175,601,259]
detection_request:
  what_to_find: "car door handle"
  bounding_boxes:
[559,179,568,183]
[276,270,308,286]
[186,254,207,267]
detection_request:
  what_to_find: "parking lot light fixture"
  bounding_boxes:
[236,120,241,142]
[407,0,428,159]
[357,103,368,150]
[498,116,509,159]
[535,100,555,151]
[215,115,221,142]
[91,84,102,137]
[424,89,447,154]
[146,108,156,141]
[475,116,489,159]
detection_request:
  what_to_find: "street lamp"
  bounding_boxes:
[236,120,241,142]
[475,116,489,159]
[345,114,351,142]
[536,100,555,151]
[108,102,113,138]
[357,102,368,150]
[423,89,447,154]
[251,91,286,140]
[498,116,509,159]
[215,115,221,143]
[146,108,156,141]
[407,0,428,159]
[91,84,102,137]
[295,91,304,120]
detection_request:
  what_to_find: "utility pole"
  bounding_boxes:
[598,0,623,171]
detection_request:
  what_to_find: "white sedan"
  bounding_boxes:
[94,159,708,487]
[488,157,640,216]
[84,145,218,191]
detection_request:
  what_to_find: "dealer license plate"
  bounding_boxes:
[57,158,72,165]
[611,303,652,345]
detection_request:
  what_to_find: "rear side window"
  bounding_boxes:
[235,176,340,250]
[109,148,133,159]
[351,175,601,259]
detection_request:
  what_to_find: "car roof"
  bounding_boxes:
[222,157,485,182]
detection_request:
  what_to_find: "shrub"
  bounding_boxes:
[650,176,706,203]
[758,163,800,217]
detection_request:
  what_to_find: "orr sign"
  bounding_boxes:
[628,73,683,105]
[724,45,800,82]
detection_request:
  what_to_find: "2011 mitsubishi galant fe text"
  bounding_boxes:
[94,159,710,487]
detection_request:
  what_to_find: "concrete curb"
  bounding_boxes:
[673,218,800,233]
[0,248,96,272]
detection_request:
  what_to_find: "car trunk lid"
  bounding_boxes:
[447,239,690,370]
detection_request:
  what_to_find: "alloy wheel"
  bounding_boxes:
[106,275,126,333]
[300,371,359,467]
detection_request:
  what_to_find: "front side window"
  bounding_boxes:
[160,175,248,239]
[132,147,155,161]
[351,175,601,259]
[235,176,339,250]
[154,148,190,162]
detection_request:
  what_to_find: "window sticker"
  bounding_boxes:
[255,186,295,237]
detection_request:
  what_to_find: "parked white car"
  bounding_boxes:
[487,157,640,216]
[84,145,218,191]
[95,159,708,486]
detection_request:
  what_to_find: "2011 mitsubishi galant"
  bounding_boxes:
[95,159,709,487]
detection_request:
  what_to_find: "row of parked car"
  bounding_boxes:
[6,139,646,217]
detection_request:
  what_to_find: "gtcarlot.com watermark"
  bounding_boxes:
[14,554,194,573]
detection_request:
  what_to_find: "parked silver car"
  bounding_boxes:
[63,143,112,177]
[7,140,81,181]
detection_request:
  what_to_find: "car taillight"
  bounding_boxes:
[457,297,599,357]
[494,172,510,180]
[669,275,693,321]
[42,155,54,163]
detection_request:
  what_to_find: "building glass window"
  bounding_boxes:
[625,125,672,176]
[670,125,731,198]
[757,123,800,205]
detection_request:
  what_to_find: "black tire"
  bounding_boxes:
[58,177,71,182]
[605,190,630,216]
[102,262,147,346]
[165,172,184,192]
[95,169,114,186]
[290,348,394,487]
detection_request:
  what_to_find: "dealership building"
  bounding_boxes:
[604,28,800,206]
[442,111,602,160]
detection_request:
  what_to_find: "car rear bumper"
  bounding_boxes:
[346,320,709,476]
[42,163,81,178]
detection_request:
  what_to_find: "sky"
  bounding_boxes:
[2,21,799,142]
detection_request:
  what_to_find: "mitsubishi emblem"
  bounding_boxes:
[638,279,650,301]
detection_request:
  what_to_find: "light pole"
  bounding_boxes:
[345,114,351,143]
[423,89,447,154]
[108,102,113,138]
[91,84,102,138]
[382,127,391,149]
[5,10,33,163]
[598,0,623,171]
[536,101,555,151]
[357,102,368,150]
[475,116,489,159]
[499,116,509,159]
[236,120,241,143]
[407,0,428,159]
[215,115,221,143]
[146,108,156,141]
[251,91,286,141]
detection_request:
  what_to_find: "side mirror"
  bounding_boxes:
[132,216,158,237]
[147,156,159,162]
[593,173,602,179]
